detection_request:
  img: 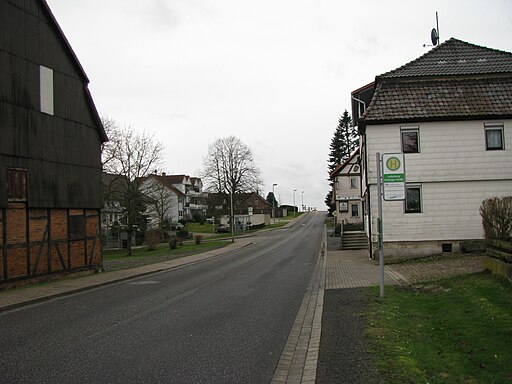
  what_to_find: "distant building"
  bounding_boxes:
[157,174,207,220]
[0,0,107,284]
[207,192,272,227]
[140,174,185,228]
[353,38,512,259]
[330,150,363,227]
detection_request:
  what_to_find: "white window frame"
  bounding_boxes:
[404,183,422,214]
[401,126,420,154]
[484,123,505,150]
[350,204,359,218]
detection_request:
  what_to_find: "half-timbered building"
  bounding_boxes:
[0,0,107,284]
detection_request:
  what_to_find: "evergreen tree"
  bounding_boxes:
[325,110,358,213]
[266,192,278,207]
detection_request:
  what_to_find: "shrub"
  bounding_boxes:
[169,238,177,249]
[480,196,512,241]
[176,229,189,239]
[194,234,204,244]
[145,229,161,251]
[192,212,206,224]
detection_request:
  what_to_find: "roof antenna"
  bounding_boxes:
[423,11,440,47]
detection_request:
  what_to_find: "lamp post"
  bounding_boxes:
[301,191,304,212]
[272,183,277,224]
[293,189,297,217]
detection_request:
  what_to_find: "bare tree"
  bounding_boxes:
[101,120,163,255]
[142,176,176,238]
[202,136,262,195]
[202,136,262,239]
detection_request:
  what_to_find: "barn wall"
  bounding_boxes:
[0,204,102,284]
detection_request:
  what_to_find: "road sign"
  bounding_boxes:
[382,153,405,201]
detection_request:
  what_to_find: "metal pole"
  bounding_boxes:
[230,190,235,243]
[436,11,440,43]
[272,183,277,224]
[293,189,296,216]
[376,152,385,298]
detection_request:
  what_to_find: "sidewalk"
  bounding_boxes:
[0,239,252,312]
[270,227,410,384]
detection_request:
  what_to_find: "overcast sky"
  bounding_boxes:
[47,0,512,210]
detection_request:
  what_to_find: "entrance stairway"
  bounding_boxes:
[341,231,368,250]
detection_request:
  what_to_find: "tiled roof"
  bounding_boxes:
[364,77,512,123]
[380,38,512,78]
[144,175,186,196]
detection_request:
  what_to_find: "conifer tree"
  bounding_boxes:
[325,110,358,213]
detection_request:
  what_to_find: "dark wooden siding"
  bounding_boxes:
[0,0,104,209]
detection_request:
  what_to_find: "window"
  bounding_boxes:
[405,184,422,213]
[485,124,504,150]
[351,204,359,217]
[40,66,54,115]
[350,178,357,189]
[401,127,419,153]
[6,168,27,202]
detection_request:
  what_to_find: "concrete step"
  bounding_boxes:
[341,231,368,250]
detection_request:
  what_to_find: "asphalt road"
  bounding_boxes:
[0,213,325,384]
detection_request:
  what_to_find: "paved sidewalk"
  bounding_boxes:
[326,249,409,289]
[0,239,252,312]
[271,231,326,384]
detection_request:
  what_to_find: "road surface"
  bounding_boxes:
[0,212,325,383]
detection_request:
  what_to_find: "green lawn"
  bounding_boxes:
[103,240,230,260]
[366,273,512,384]
[184,222,216,234]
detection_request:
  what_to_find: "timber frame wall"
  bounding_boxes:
[0,204,101,283]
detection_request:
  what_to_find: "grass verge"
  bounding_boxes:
[103,241,230,260]
[365,272,512,384]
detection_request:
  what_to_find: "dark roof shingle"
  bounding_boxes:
[379,38,512,79]
[364,78,512,122]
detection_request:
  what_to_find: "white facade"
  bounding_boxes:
[363,119,512,257]
[332,152,363,226]
[141,178,183,227]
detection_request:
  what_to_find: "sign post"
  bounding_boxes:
[376,153,406,298]
[382,153,405,201]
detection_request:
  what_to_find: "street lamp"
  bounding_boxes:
[272,183,278,224]
[293,189,297,217]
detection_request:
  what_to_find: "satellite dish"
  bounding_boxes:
[431,28,439,46]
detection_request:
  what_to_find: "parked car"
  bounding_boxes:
[215,224,231,233]
[171,222,184,230]
[206,217,215,224]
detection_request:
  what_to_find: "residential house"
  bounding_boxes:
[330,150,363,228]
[140,174,185,229]
[207,192,272,228]
[0,0,107,283]
[161,174,208,220]
[353,38,512,259]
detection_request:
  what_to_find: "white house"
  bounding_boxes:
[353,38,512,259]
[161,174,208,220]
[141,175,185,228]
[330,150,363,228]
